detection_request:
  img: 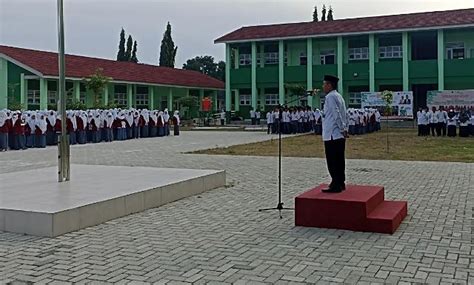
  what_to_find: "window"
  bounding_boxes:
[349,47,369,60]
[379,46,403,59]
[300,52,307,66]
[264,52,279,64]
[136,93,149,106]
[320,49,335,65]
[239,54,251,66]
[265,94,279,106]
[240,94,251,105]
[27,90,40,105]
[79,92,86,104]
[114,93,127,106]
[48,91,57,105]
[349,92,362,108]
[446,42,465,59]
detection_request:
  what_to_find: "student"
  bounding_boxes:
[375,109,381,131]
[428,107,437,136]
[458,110,470,137]
[125,111,134,140]
[163,109,170,136]
[67,112,77,145]
[266,110,274,134]
[133,110,140,139]
[447,109,457,137]
[13,112,26,150]
[308,107,315,132]
[35,114,47,148]
[46,110,57,145]
[172,110,180,136]
[0,110,8,151]
[250,108,256,125]
[436,106,446,137]
[255,109,261,125]
[157,111,165,137]
[104,111,114,142]
[76,111,87,144]
[314,109,322,135]
[26,113,36,148]
[220,109,226,126]
[140,109,149,138]
[282,108,290,134]
[149,111,158,137]
[416,108,423,136]
[420,108,429,136]
[348,109,356,135]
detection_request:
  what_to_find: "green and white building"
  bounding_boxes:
[215,8,474,117]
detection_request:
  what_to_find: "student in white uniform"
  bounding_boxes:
[428,107,438,136]
[266,110,274,134]
[447,109,457,137]
[220,109,226,126]
[255,109,261,125]
[250,109,256,125]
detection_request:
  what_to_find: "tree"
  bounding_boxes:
[159,22,178,67]
[182,56,226,81]
[131,40,138,63]
[125,35,133,61]
[83,68,112,106]
[327,6,334,21]
[117,28,126,61]
[321,5,327,21]
[312,6,319,22]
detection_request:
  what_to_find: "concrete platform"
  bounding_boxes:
[0,164,225,237]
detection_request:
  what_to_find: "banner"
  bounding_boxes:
[361,91,413,118]
[427,90,474,108]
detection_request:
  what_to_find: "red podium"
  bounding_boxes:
[295,185,407,234]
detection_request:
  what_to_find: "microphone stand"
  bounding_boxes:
[259,91,318,219]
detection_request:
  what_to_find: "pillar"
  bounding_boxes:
[39,78,48,110]
[234,89,240,112]
[278,40,285,105]
[234,47,239,70]
[225,43,232,111]
[149,86,155,109]
[260,43,265,68]
[103,83,109,105]
[369,34,375,92]
[337,36,344,93]
[402,32,409,91]
[127,84,133,108]
[0,58,8,109]
[307,38,314,108]
[20,73,26,109]
[260,87,265,110]
[74,81,80,102]
[251,42,258,109]
[213,91,218,111]
[168,88,173,111]
[437,29,445,91]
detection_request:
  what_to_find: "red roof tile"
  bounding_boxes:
[0,45,224,90]
[215,8,474,43]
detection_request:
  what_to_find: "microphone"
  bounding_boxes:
[306,89,321,96]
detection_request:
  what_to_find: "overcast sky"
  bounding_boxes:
[1,0,473,68]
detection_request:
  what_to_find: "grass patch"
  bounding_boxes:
[191,128,474,163]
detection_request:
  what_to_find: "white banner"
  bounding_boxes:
[361,91,414,119]
[427,90,474,108]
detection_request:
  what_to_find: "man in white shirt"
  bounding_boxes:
[321,75,348,193]
[428,107,438,136]
[266,110,274,134]
[220,109,226,126]
[255,109,261,125]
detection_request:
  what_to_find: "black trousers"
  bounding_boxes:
[324,138,346,188]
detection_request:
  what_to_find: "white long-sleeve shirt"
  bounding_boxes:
[322,90,347,141]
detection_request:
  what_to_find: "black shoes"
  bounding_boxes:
[322,183,346,193]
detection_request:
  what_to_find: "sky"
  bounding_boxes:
[1,0,473,68]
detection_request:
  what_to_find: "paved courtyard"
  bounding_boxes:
[0,131,472,284]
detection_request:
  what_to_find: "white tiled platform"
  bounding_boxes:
[0,164,225,237]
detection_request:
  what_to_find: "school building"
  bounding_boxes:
[0,45,224,111]
[215,8,474,116]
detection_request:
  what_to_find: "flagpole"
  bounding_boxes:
[57,0,70,182]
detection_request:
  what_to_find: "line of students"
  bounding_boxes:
[417,106,474,137]
[0,108,181,152]
[265,106,382,136]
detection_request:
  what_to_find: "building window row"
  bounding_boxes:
[265,94,279,105]
[349,47,369,60]
[27,90,40,105]
[240,53,288,66]
[136,93,149,106]
[240,94,251,105]
[114,93,127,106]
[379,46,403,59]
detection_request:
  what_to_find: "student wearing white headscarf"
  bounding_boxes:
[35,113,47,148]
[172,110,180,136]
[157,111,165,137]
[66,111,77,145]
[140,109,150,138]
[149,110,158,137]
[12,111,27,150]
[104,111,114,142]
[25,112,36,148]
[163,108,170,136]
[46,110,57,145]
[133,110,140,139]
[76,111,87,144]
[0,110,9,151]
[125,111,134,139]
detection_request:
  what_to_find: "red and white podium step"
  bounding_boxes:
[295,184,407,234]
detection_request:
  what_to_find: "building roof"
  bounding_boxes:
[215,8,474,43]
[0,45,224,90]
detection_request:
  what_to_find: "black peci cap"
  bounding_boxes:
[324,75,339,86]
